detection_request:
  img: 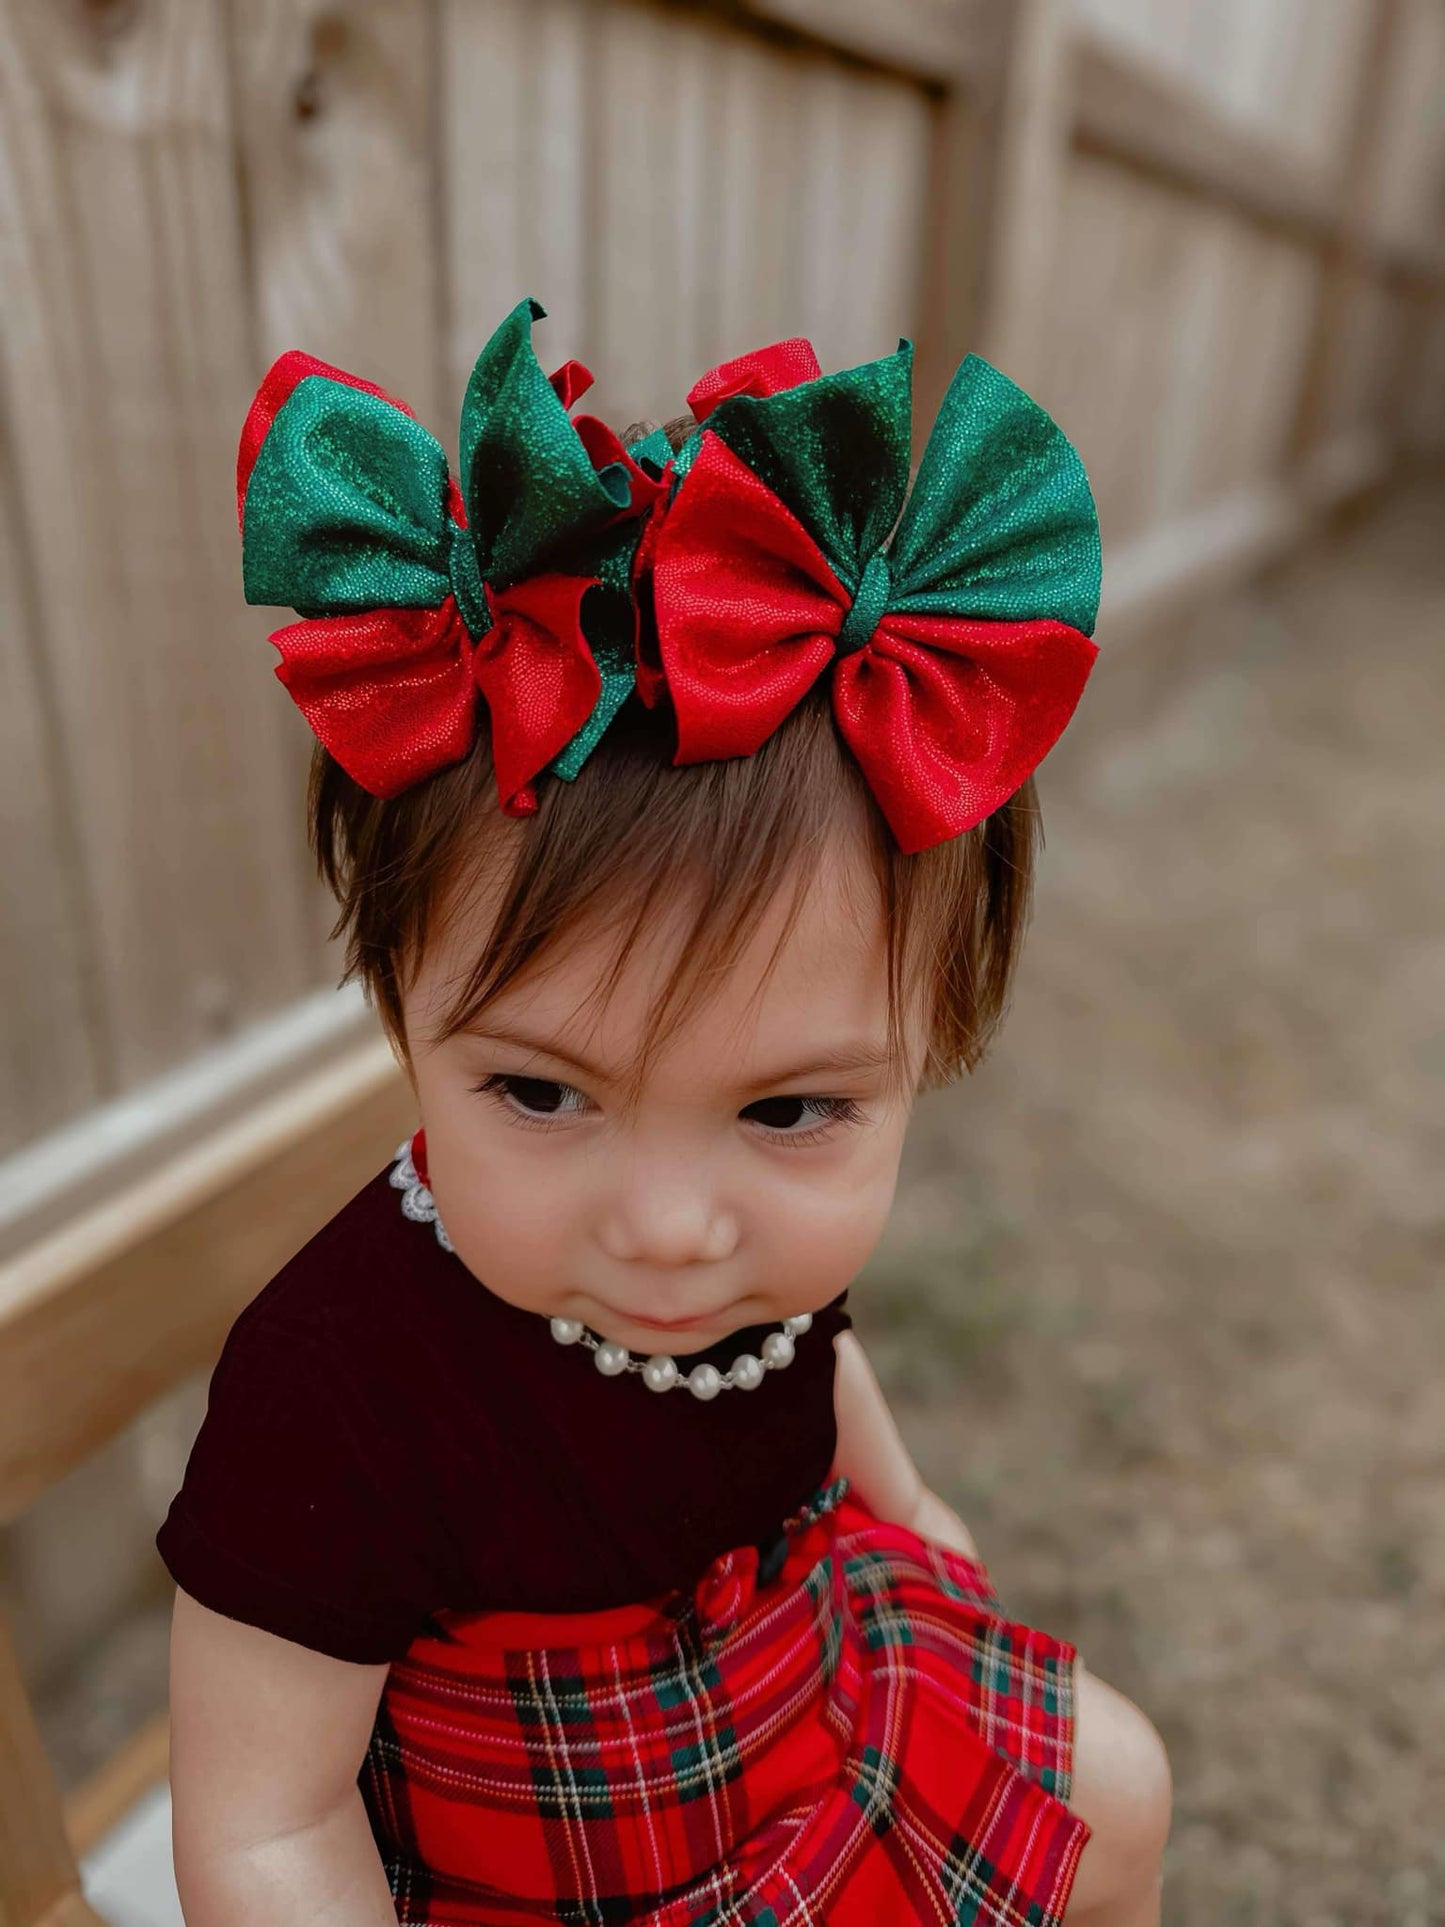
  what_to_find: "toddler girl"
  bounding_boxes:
[158,299,1170,1924]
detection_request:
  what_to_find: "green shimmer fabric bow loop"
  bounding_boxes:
[235,298,660,810]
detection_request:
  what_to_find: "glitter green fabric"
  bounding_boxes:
[702,339,914,597]
[624,427,676,480]
[459,297,632,590]
[547,522,640,781]
[696,340,1099,638]
[242,381,454,618]
[889,356,1100,636]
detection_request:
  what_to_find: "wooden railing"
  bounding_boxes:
[0,1043,416,1923]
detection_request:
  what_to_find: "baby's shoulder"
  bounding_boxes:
[222,1155,442,1380]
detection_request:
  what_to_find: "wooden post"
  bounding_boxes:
[1288,0,1404,470]
[970,0,1075,396]
[916,0,1078,419]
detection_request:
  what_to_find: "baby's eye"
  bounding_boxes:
[475,1073,589,1120]
[740,1095,862,1138]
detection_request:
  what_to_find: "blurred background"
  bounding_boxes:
[1,0,1442,1921]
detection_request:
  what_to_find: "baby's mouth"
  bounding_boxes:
[618,1308,732,1334]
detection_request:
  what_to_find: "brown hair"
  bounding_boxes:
[309,416,1041,1095]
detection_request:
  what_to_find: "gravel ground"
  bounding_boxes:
[855,484,1445,1924]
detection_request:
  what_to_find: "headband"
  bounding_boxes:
[238,299,1100,851]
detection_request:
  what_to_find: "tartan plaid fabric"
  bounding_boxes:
[362,1479,1089,1924]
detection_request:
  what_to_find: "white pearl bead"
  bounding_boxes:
[761,1331,795,1370]
[783,1312,813,1337]
[730,1353,765,1391]
[643,1354,679,1393]
[594,1340,631,1376]
[550,1317,585,1346]
[688,1363,723,1401]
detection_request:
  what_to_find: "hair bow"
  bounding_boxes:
[643,337,1101,852]
[237,298,662,811]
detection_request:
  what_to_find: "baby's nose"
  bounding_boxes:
[595,1158,738,1268]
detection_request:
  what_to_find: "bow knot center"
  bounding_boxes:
[447,520,493,641]
[835,552,891,656]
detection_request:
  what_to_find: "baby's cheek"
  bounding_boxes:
[769,1163,898,1296]
[438,1174,576,1311]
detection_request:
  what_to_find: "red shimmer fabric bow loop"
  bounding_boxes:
[628,336,825,709]
[641,334,1103,853]
[236,298,660,813]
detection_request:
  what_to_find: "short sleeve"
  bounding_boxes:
[156,1318,435,1664]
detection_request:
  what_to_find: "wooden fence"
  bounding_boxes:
[0,1,1443,1919]
[3,0,1443,1182]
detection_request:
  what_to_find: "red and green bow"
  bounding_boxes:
[641,336,1101,852]
[237,297,662,811]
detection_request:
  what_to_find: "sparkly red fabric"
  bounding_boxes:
[473,574,601,815]
[686,338,824,420]
[269,572,602,810]
[270,600,477,801]
[651,435,1098,853]
[548,358,595,409]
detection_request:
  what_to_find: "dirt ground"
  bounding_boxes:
[855,483,1445,1924]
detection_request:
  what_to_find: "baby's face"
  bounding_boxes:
[401,835,923,1357]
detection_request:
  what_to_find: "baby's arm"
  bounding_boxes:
[168,1587,398,1924]
[832,1328,1171,1925]
[831,1328,979,1557]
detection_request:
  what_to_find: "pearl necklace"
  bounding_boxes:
[545,1311,813,1399]
[389,1138,815,1400]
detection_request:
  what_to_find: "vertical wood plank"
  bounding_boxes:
[793,58,854,371]
[711,29,803,365]
[973,0,1077,394]
[1366,0,1445,250]
[442,0,528,429]
[1288,0,1403,462]
[830,66,932,368]
[592,0,715,426]
[526,0,589,371]
[1035,153,1138,522]
[0,409,101,1154]
[1401,295,1445,452]
[652,7,725,412]
[443,0,588,432]
[0,0,319,1115]
[586,5,935,423]
[229,0,444,959]
[914,2,1008,421]
[230,0,444,425]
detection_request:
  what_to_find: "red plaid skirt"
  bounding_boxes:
[362,1480,1090,1924]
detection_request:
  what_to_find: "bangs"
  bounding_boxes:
[312,689,1039,1097]
[426,695,900,1100]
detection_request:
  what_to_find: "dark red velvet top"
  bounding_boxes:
[154,1155,850,1664]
